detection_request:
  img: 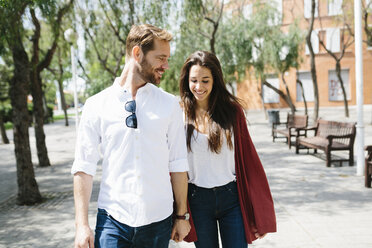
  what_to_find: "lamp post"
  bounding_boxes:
[64,28,79,133]
[354,0,364,176]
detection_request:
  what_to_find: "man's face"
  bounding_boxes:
[138,39,170,85]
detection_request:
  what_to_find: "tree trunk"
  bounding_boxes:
[297,79,308,115]
[281,73,296,113]
[263,80,294,112]
[9,38,42,205]
[42,91,51,123]
[57,48,69,126]
[306,0,320,122]
[0,114,10,144]
[30,71,51,167]
[335,61,349,117]
[58,77,69,126]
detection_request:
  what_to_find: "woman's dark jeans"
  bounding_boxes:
[188,181,247,248]
[94,208,172,248]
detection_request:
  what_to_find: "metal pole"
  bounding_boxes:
[71,45,79,133]
[354,0,364,176]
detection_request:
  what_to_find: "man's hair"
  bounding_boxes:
[126,24,172,58]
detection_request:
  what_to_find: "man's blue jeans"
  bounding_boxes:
[94,208,172,248]
[188,181,247,248]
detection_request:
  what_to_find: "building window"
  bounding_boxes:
[242,3,253,20]
[304,0,319,19]
[328,69,350,101]
[297,72,314,102]
[326,28,340,52]
[263,77,280,103]
[252,38,263,62]
[268,0,282,25]
[305,30,319,55]
[328,0,343,16]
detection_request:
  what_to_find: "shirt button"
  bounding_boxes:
[136,136,138,140]
[136,156,139,159]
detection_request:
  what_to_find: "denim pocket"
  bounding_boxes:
[188,186,198,199]
[226,182,238,196]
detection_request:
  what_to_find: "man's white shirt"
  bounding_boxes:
[71,78,188,227]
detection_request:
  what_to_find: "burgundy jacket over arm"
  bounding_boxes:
[184,106,276,243]
[234,107,276,244]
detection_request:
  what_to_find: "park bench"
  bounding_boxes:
[272,113,308,149]
[295,119,356,167]
[365,145,372,188]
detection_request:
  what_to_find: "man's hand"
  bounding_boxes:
[74,224,94,248]
[171,219,191,243]
[252,226,267,239]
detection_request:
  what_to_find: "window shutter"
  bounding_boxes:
[304,0,318,18]
[326,28,340,52]
[328,0,343,16]
[242,4,253,20]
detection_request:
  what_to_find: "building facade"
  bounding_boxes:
[237,0,372,110]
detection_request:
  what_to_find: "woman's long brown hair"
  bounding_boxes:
[179,51,242,153]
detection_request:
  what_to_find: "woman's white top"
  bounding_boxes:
[187,129,236,188]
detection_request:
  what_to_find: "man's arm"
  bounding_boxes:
[170,172,191,242]
[74,172,94,248]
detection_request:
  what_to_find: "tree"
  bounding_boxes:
[76,0,172,96]
[29,0,74,167]
[363,0,372,47]
[237,1,302,114]
[0,0,42,205]
[267,22,304,114]
[317,1,354,117]
[0,61,11,144]
[183,0,225,54]
[305,0,320,122]
[46,44,71,126]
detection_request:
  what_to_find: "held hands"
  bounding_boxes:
[171,219,191,243]
[252,226,267,239]
[74,224,95,248]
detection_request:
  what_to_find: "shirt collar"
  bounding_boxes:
[112,77,154,99]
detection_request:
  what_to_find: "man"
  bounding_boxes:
[72,24,191,248]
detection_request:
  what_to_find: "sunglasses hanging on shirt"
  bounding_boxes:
[125,100,137,129]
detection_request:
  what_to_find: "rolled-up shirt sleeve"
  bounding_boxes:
[71,98,101,176]
[167,100,189,172]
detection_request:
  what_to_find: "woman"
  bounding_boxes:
[180,51,276,247]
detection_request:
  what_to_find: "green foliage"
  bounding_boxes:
[44,80,56,105]
[0,102,12,123]
[63,92,74,107]
[78,0,173,97]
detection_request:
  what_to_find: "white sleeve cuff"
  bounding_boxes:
[71,159,97,176]
[169,158,189,172]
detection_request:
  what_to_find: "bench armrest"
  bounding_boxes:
[295,126,316,137]
[297,126,317,131]
[272,122,287,129]
[326,134,353,140]
[365,145,372,152]
[326,134,353,146]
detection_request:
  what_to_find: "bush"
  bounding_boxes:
[0,102,54,124]
[0,103,12,123]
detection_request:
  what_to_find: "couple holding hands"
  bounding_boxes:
[72,24,276,248]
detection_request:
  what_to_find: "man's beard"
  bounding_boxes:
[138,58,161,85]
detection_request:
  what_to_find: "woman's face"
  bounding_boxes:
[188,65,214,107]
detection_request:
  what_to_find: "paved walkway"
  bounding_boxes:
[0,105,371,248]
